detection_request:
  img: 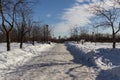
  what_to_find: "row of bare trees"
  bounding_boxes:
[0,0,32,51]
[0,22,52,47]
[0,0,52,51]
[69,26,120,42]
[90,0,120,48]
[69,0,120,48]
[0,21,52,50]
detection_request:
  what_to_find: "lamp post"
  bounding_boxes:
[43,24,49,43]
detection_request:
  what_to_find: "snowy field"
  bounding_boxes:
[0,42,120,80]
[0,43,54,79]
[3,43,98,80]
[67,42,120,80]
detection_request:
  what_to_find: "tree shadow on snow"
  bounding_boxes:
[96,48,120,66]
[5,62,74,78]
[65,43,96,67]
[65,43,120,80]
[96,66,120,80]
[6,48,75,76]
[95,48,120,80]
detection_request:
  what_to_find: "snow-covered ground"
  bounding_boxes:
[3,44,98,80]
[0,42,120,80]
[66,42,120,80]
[0,43,54,79]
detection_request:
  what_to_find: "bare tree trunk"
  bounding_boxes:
[113,41,116,48]
[6,32,10,51]
[20,35,23,48]
[28,31,31,42]
[17,32,20,42]
[44,26,46,43]
[112,33,116,48]
[32,36,35,46]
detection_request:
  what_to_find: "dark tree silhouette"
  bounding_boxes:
[90,2,120,48]
[0,0,24,51]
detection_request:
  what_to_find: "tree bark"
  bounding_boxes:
[20,35,23,48]
[32,37,35,46]
[6,32,10,51]
[112,33,116,48]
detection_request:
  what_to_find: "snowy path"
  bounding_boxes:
[4,44,98,80]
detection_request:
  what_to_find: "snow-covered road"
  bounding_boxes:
[4,44,98,80]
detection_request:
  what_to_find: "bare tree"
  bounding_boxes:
[0,0,25,51]
[70,27,79,42]
[79,27,88,40]
[31,24,41,45]
[90,1,120,48]
[43,24,52,43]
[20,13,33,48]
[14,0,33,48]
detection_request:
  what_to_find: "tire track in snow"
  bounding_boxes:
[65,65,83,80]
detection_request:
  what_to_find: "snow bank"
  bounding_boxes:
[0,43,53,76]
[66,42,120,79]
[66,42,120,69]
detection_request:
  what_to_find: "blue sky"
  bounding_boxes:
[33,0,75,24]
[32,0,116,38]
[33,0,83,37]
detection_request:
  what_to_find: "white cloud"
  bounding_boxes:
[104,0,120,8]
[76,0,84,3]
[54,3,94,37]
[53,0,119,37]
[76,0,99,3]
[54,22,70,37]
[62,4,93,26]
